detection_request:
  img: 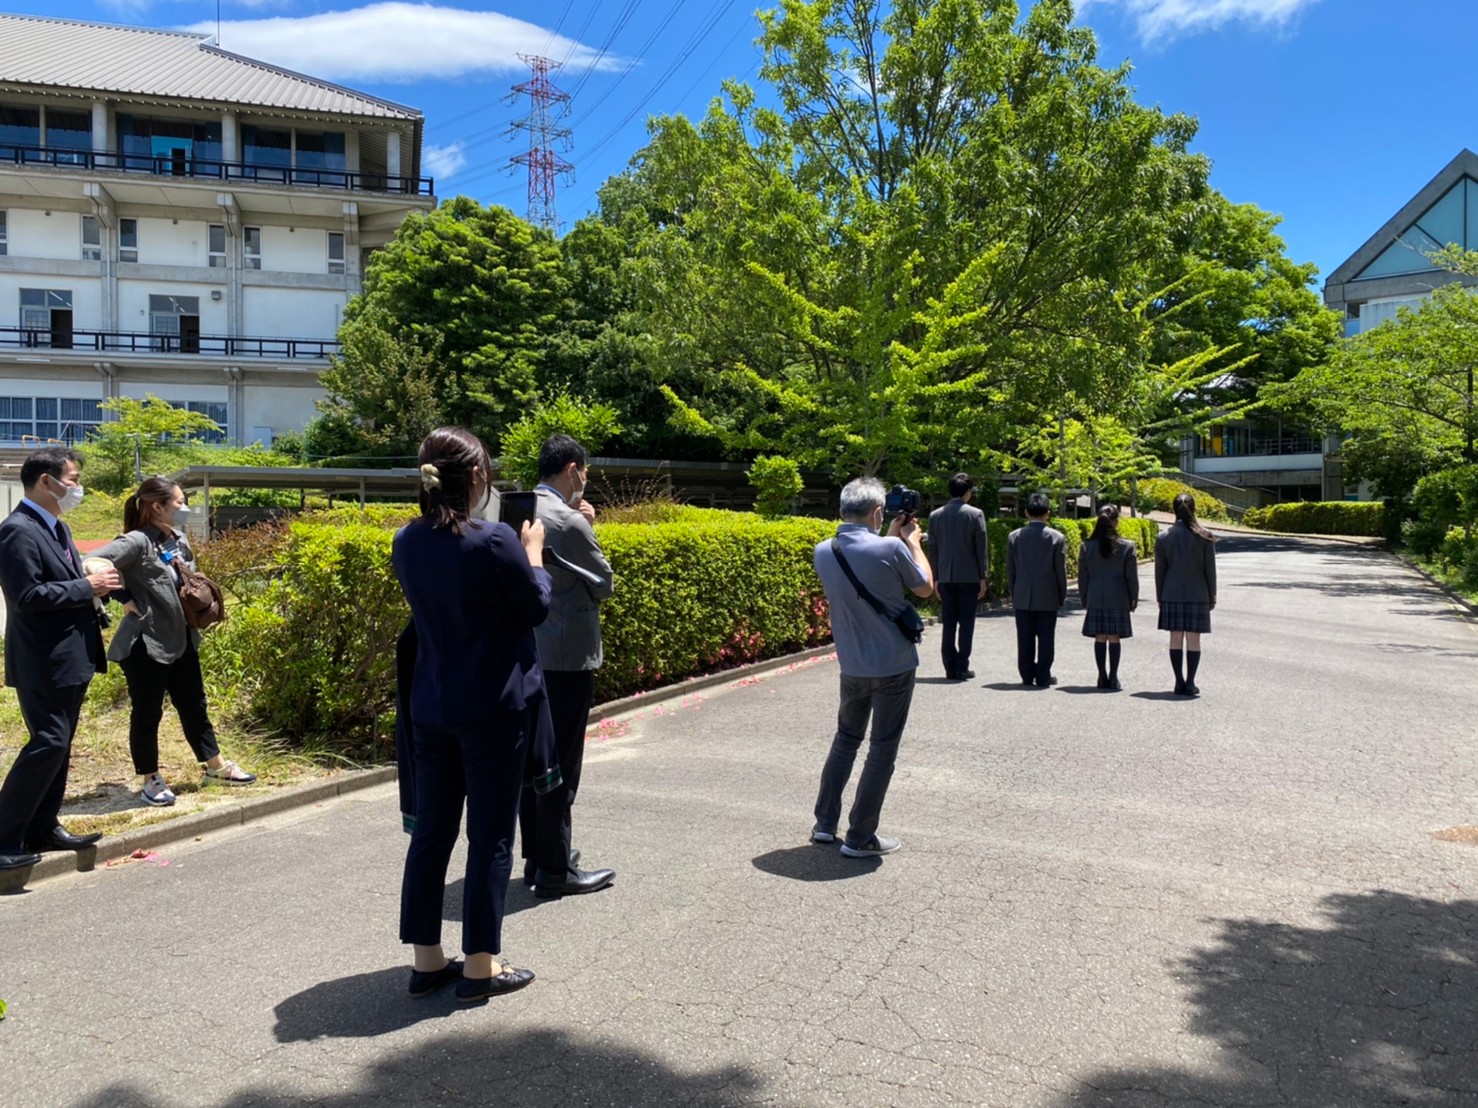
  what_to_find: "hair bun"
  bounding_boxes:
[419,463,442,491]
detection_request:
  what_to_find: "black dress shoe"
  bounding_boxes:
[533,865,615,899]
[522,848,581,886]
[1108,677,1122,691]
[26,827,102,852]
[1038,676,1058,687]
[408,958,462,998]
[958,669,975,680]
[1184,682,1200,697]
[1174,679,1188,695]
[1097,675,1109,689]
[455,967,535,1001]
[0,851,42,870]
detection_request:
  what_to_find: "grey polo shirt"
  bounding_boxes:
[814,523,927,678]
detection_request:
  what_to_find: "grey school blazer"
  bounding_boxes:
[925,498,988,584]
[1007,521,1067,610]
[1154,520,1217,605]
[532,487,615,672]
[93,527,199,665]
[1078,539,1139,611]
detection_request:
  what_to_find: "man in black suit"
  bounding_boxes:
[0,447,119,870]
[1006,492,1067,687]
[925,472,989,680]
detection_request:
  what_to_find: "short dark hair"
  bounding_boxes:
[1025,492,1051,518]
[20,447,79,491]
[538,433,587,480]
[947,472,974,499]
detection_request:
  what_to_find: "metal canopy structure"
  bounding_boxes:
[167,464,422,514]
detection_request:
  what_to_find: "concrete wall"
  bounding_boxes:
[242,287,344,339]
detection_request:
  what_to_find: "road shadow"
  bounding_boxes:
[1053,889,1478,1106]
[751,844,882,881]
[982,681,1040,691]
[272,967,457,1040]
[442,877,554,921]
[1214,535,1384,557]
[85,1026,763,1106]
[1055,685,1118,695]
[1130,691,1192,702]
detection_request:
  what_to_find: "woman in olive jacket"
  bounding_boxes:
[1078,505,1139,690]
[93,477,254,806]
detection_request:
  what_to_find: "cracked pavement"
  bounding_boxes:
[3,531,1478,1106]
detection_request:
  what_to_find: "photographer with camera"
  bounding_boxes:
[810,478,933,859]
[925,473,989,681]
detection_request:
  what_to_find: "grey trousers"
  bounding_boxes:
[814,669,916,847]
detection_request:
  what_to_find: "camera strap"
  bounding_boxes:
[831,538,908,625]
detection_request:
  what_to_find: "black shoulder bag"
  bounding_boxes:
[830,539,925,645]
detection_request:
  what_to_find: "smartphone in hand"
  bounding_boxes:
[499,490,539,534]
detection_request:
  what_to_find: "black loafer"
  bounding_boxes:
[408,958,462,998]
[522,848,580,886]
[455,967,535,1001]
[26,827,102,852]
[0,852,42,870]
[533,865,615,899]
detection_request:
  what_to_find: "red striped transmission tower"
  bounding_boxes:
[507,54,573,231]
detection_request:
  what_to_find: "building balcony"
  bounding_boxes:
[0,143,433,198]
[1196,434,1324,459]
[0,325,338,360]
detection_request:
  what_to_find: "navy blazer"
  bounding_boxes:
[0,503,105,688]
[392,517,552,726]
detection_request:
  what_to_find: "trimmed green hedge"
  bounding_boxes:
[1137,478,1230,522]
[1243,501,1384,536]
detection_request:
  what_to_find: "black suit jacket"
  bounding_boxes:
[0,503,106,688]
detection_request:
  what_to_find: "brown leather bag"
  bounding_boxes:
[177,564,227,630]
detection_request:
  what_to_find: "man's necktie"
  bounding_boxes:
[54,519,78,572]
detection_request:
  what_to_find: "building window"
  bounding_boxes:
[242,126,291,171]
[81,215,101,260]
[0,209,6,256]
[328,231,345,274]
[243,226,262,270]
[0,395,99,445]
[166,399,227,444]
[149,294,201,353]
[46,110,91,163]
[118,218,138,263]
[19,288,73,349]
[208,223,227,267]
[0,106,40,154]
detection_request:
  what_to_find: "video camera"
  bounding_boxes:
[884,484,920,520]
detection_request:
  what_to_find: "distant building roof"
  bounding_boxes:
[0,12,420,121]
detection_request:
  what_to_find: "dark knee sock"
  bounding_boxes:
[1108,642,1121,679]
[1169,648,1184,682]
[1186,650,1201,683]
[1093,642,1107,679]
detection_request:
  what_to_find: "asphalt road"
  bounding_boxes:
[3,531,1477,1107]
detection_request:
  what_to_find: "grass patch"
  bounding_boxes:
[1404,554,1478,608]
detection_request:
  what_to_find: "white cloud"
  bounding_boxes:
[1081,0,1319,41]
[186,2,631,84]
[424,140,467,181]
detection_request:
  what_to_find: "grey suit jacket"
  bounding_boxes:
[1007,521,1067,610]
[1078,539,1139,611]
[93,526,199,665]
[925,498,988,584]
[1154,521,1216,605]
[532,487,615,671]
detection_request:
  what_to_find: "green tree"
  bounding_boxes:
[497,393,621,489]
[747,455,804,518]
[78,395,221,494]
[321,197,567,457]
[596,0,1211,482]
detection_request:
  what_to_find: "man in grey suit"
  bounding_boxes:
[1006,492,1067,687]
[520,434,617,899]
[925,473,988,680]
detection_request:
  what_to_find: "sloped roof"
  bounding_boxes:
[0,12,420,121]
[1326,149,1478,287]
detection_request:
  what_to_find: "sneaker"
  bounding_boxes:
[141,774,176,807]
[810,827,837,844]
[203,760,257,784]
[840,834,900,858]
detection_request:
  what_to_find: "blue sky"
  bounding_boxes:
[11,1,1476,286]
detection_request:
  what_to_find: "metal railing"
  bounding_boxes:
[0,143,434,197]
[1197,434,1323,459]
[0,326,338,359]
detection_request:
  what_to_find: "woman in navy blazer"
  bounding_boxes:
[392,426,550,1002]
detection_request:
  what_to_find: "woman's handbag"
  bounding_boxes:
[176,563,227,630]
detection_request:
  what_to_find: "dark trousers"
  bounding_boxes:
[119,639,220,775]
[814,670,915,847]
[938,582,980,675]
[519,670,595,875]
[1014,609,1058,685]
[400,709,531,956]
[0,682,89,851]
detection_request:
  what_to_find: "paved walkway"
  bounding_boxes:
[3,532,1478,1107]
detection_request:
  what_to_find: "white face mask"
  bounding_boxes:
[170,505,192,529]
[48,476,85,516]
[567,470,587,507]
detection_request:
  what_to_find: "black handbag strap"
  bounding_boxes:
[831,538,899,621]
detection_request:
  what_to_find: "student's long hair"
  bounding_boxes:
[123,476,179,533]
[1172,492,1216,542]
[417,426,490,535]
[1090,504,1121,558]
